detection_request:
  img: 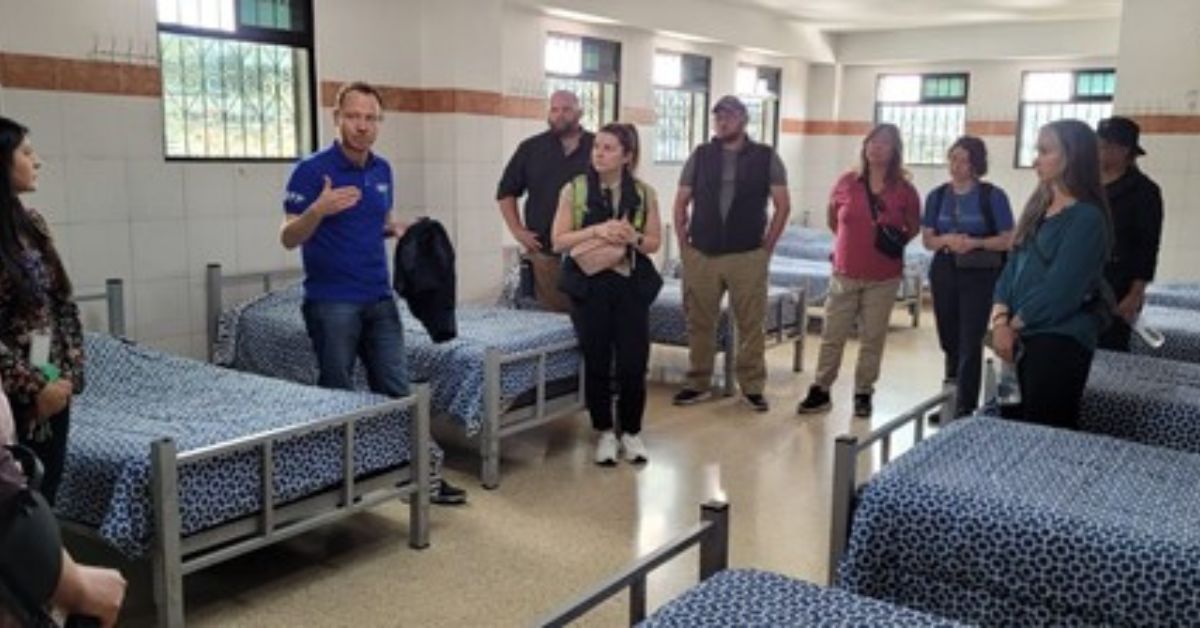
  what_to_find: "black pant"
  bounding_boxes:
[1004,334,1094,430]
[571,272,650,435]
[16,406,71,506]
[1097,318,1132,352]
[930,253,1000,416]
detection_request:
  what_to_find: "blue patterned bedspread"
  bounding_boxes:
[1133,304,1200,364]
[1082,350,1200,454]
[775,226,835,261]
[649,279,800,347]
[216,285,580,435]
[640,569,962,627]
[838,416,1200,626]
[1147,282,1200,310]
[769,257,834,304]
[63,334,435,559]
[774,226,932,280]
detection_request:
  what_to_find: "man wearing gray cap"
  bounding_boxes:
[672,95,791,412]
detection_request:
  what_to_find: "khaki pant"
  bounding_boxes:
[681,245,769,394]
[814,274,901,395]
[527,253,572,313]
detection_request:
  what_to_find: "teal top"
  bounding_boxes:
[993,202,1108,351]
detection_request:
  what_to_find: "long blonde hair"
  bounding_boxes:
[1013,119,1112,252]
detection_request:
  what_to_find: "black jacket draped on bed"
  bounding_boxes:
[394,218,457,343]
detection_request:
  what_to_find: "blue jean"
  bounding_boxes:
[301,298,409,398]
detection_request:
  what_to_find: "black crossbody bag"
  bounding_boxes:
[862,180,906,259]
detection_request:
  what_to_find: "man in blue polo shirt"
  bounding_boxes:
[281,81,465,505]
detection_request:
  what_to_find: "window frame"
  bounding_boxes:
[544,32,622,131]
[874,72,970,167]
[155,0,318,163]
[1014,67,1116,169]
[652,50,711,164]
[737,64,782,148]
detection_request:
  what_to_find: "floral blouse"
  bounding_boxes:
[0,209,84,425]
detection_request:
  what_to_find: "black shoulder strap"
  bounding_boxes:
[932,184,948,228]
[861,178,883,224]
[979,182,997,236]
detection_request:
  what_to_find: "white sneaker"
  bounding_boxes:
[620,433,648,464]
[595,431,619,466]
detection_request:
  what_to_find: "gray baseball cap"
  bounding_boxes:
[711,95,748,117]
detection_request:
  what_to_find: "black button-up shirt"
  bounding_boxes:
[1104,166,1164,299]
[496,130,594,249]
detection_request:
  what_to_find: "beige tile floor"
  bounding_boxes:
[96,306,948,627]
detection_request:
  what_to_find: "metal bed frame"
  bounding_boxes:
[204,263,586,489]
[75,278,127,338]
[653,286,807,398]
[827,385,957,586]
[537,501,730,627]
[656,226,808,396]
[70,279,432,627]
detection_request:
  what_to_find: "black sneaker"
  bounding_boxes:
[673,388,712,406]
[853,394,873,418]
[796,385,831,414]
[431,478,467,506]
[744,394,769,413]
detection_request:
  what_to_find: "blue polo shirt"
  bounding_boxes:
[284,142,393,303]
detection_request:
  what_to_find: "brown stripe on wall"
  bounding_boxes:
[965,120,1017,136]
[787,120,873,136]
[1132,115,1200,135]
[321,81,540,118]
[501,95,545,120]
[0,52,160,97]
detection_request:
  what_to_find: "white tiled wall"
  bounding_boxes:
[8,0,1192,363]
[0,86,305,358]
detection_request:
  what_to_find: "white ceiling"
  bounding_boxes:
[722,0,1123,32]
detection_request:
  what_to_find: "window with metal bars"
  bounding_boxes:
[875,73,968,166]
[1016,69,1115,168]
[156,0,316,160]
[653,52,710,163]
[738,65,781,147]
[544,33,621,132]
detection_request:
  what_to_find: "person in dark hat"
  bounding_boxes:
[671,95,791,413]
[1097,116,1164,351]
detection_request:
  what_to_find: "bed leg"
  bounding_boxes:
[793,291,805,373]
[828,435,858,587]
[699,501,730,580]
[940,382,958,425]
[105,278,126,337]
[629,576,647,625]
[151,439,185,628]
[410,385,431,549]
[205,263,223,363]
[911,275,923,328]
[481,349,502,489]
[723,319,736,397]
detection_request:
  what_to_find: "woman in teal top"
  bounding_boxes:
[991,119,1112,429]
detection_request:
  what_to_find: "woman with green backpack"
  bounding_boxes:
[552,123,663,466]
